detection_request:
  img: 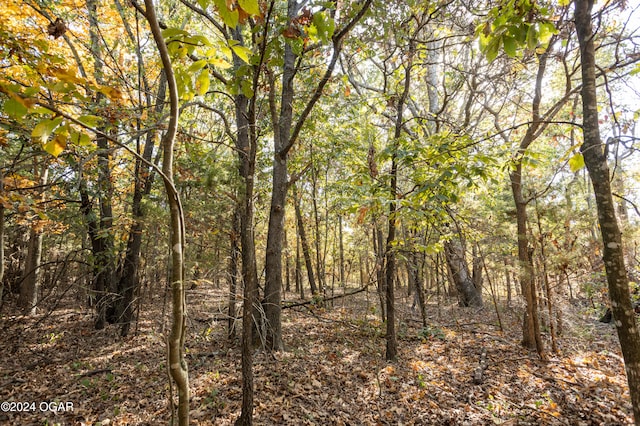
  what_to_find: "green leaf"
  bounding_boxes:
[568,153,585,172]
[70,130,92,146]
[503,36,517,58]
[485,36,501,62]
[32,117,63,143]
[214,0,239,28]
[3,98,28,120]
[538,22,557,45]
[312,11,335,44]
[230,44,252,63]
[526,24,538,50]
[240,79,254,98]
[77,115,102,128]
[162,28,190,40]
[238,0,260,16]
[188,59,208,74]
[208,57,233,69]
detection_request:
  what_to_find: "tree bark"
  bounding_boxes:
[87,0,117,329]
[506,46,552,357]
[232,19,261,420]
[144,1,189,423]
[574,1,640,422]
[293,184,318,296]
[262,0,297,351]
[443,238,483,307]
[228,209,240,341]
[262,0,373,352]
[19,160,47,315]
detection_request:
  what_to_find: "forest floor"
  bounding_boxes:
[0,284,635,425]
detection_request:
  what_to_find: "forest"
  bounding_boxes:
[1,0,640,424]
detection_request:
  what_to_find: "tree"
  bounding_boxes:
[262,0,373,351]
[142,0,190,421]
[574,0,640,422]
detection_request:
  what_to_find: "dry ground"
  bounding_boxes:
[0,284,635,425]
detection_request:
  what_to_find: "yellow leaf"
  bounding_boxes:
[196,70,210,96]
[50,67,84,85]
[43,134,66,157]
[208,57,232,69]
[99,86,124,101]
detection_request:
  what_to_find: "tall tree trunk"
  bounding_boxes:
[284,227,291,293]
[262,0,373,351]
[293,184,318,296]
[339,215,345,287]
[310,163,325,294]
[19,160,48,315]
[234,90,260,425]
[535,198,557,353]
[228,208,240,341]
[574,1,640,422]
[410,248,428,328]
[262,0,296,349]
[373,223,386,322]
[507,46,552,357]
[87,0,117,329]
[296,232,304,300]
[144,1,189,423]
[384,37,415,362]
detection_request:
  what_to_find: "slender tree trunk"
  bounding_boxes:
[310,161,325,294]
[296,233,303,300]
[339,215,345,287]
[575,1,640,422]
[284,227,291,293]
[411,250,428,328]
[261,0,300,352]
[234,90,259,426]
[144,1,189,423]
[262,0,372,351]
[293,184,318,296]
[511,162,542,353]
[373,223,386,322]
[228,209,240,341]
[504,258,512,307]
[87,0,117,328]
[535,198,557,353]
[19,161,47,315]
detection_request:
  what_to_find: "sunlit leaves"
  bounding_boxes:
[237,0,260,16]
[476,2,559,62]
[311,11,335,44]
[32,117,63,145]
[43,134,66,157]
[229,42,253,64]
[196,70,211,96]
[3,98,28,120]
[568,153,585,172]
[213,0,239,28]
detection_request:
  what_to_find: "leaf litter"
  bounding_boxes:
[0,287,634,425]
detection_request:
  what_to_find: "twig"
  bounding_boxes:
[76,368,112,378]
[282,283,370,309]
